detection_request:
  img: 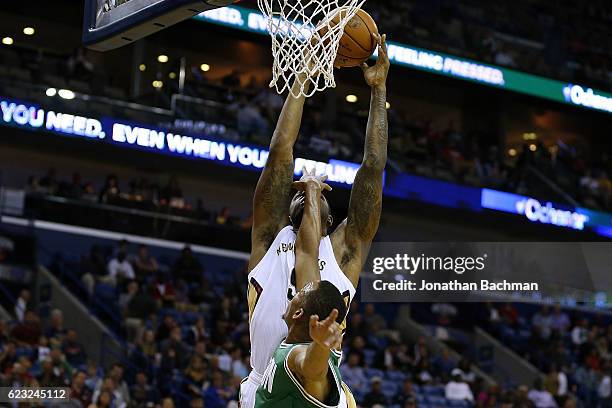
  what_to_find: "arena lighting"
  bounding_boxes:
[139,64,146,72]
[45,88,57,97]
[58,89,75,100]
[523,132,537,141]
[23,27,35,36]
[157,55,169,63]
[2,37,14,45]
[346,95,358,103]
[152,80,163,89]
[385,102,391,109]
[508,148,517,157]
[169,72,177,79]
[200,63,211,72]
[529,144,537,152]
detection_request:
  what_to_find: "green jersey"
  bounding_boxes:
[255,342,349,408]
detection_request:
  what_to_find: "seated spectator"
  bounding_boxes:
[62,329,87,366]
[204,370,233,408]
[36,336,51,362]
[99,174,120,203]
[105,244,135,287]
[160,176,185,209]
[363,303,387,332]
[160,327,189,368]
[125,283,157,342]
[132,245,158,282]
[363,376,389,407]
[81,246,107,294]
[0,341,17,374]
[216,207,232,226]
[46,309,67,341]
[95,364,130,406]
[151,272,177,308]
[184,355,208,396]
[173,245,203,284]
[550,305,571,333]
[528,378,558,408]
[532,306,553,340]
[186,317,209,346]
[14,289,30,322]
[394,378,417,406]
[92,378,126,408]
[130,371,159,407]
[340,353,368,395]
[571,318,589,347]
[39,168,59,194]
[71,370,93,407]
[433,347,456,378]
[445,368,474,401]
[38,357,67,387]
[11,311,42,345]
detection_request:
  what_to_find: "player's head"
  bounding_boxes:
[289,191,333,235]
[283,280,347,340]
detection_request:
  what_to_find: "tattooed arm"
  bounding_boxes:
[249,78,310,271]
[331,34,390,287]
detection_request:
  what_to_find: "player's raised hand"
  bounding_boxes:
[309,309,342,350]
[293,166,332,192]
[361,33,390,88]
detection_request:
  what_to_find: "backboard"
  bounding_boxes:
[83,0,239,51]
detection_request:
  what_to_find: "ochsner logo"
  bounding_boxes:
[563,84,612,113]
[515,198,589,230]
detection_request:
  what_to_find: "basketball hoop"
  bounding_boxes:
[257,0,366,98]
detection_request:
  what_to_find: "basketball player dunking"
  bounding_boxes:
[240,34,389,408]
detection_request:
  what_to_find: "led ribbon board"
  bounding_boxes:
[0,96,361,187]
[481,189,612,237]
[196,6,612,115]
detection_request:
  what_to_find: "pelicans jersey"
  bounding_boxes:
[241,226,355,408]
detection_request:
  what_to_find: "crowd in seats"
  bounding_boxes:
[25,169,252,229]
[481,303,612,407]
[366,0,612,91]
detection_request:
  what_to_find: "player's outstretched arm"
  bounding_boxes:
[293,168,332,291]
[332,34,390,287]
[250,78,311,270]
[288,309,341,395]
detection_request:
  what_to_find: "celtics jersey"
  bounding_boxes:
[255,342,355,408]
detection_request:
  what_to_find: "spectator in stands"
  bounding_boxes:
[151,271,177,308]
[0,341,17,374]
[14,289,30,322]
[11,311,42,345]
[71,370,93,407]
[92,378,125,408]
[550,305,571,333]
[119,280,139,312]
[433,347,456,379]
[62,329,87,366]
[186,316,208,346]
[130,371,159,407]
[161,327,189,368]
[363,376,388,407]
[63,172,84,199]
[173,245,203,284]
[204,370,233,408]
[96,363,130,406]
[132,244,158,282]
[46,309,67,341]
[190,396,205,408]
[457,358,477,385]
[394,378,417,406]
[36,335,50,362]
[184,354,208,396]
[125,283,157,342]
[40,168,59,194]
[532,306,553,340]
[105,242,135,287]
[67,47,94,82]
[341,353,368,395]
[216,206,232,226]
[544,365,560,397]
[363,303,387,332]
[572,318,589,348]
[230,346,248,380]
[38,356,67,387]
[445,368,475,402]
[528,378,558,408]
[99,174,120,203]
[81,246,107,295]
[160,176,184,209]
[222,69,242,88]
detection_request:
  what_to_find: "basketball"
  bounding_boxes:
[333,9,379,68]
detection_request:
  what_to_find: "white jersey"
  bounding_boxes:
[247,226,356,377]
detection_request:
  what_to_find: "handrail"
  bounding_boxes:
[525,164,580,207]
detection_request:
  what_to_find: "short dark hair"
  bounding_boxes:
[302,281,347,325]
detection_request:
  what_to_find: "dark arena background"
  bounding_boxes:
[0,1,611,407]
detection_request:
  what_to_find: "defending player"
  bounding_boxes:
[255,167,353,407]
[241,34,390,407]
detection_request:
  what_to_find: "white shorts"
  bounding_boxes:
[239,371,263,408]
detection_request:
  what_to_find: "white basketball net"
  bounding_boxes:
[257,0,367,98]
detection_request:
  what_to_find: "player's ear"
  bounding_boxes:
[292,308,304,320]
[327,215,333,228]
